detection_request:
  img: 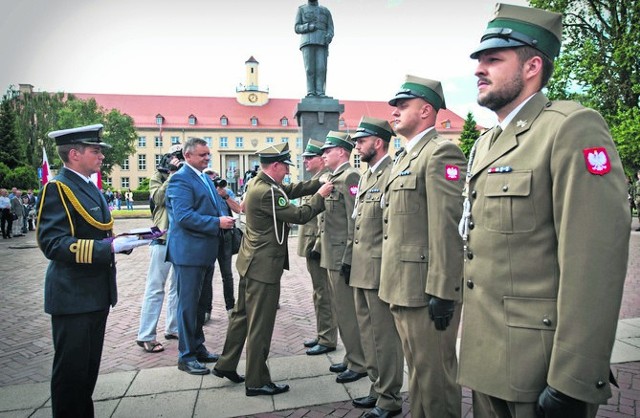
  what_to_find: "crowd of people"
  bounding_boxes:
[33,3,635,418]
[0,187,37,239]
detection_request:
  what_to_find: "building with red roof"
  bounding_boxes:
[73,57,467,192]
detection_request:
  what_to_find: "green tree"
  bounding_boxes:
[0,97,26,169]
[529,0,640,171]
[458,112,481,158]
[55,96,137,177]
[6,86,65,169]
[5,166,39,190]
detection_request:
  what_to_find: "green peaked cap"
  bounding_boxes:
[470,3,562,60]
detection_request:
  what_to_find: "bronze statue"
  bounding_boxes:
[294,0,334,97]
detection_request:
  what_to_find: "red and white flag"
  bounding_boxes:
[90,171,103,189]
[41,147,52,185]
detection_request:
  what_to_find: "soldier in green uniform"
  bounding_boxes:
[380,76,466,418]
[316,131,368,384]
[213,143,333,396]
[350,117,405,418]
[37,124,149,417]
[458,4,631,417]
[297,138,338,355]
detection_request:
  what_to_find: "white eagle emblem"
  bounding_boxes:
[445,165,460,181]
[588,151,607,171]
[583,147,611,175]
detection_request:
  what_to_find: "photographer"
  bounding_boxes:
[202,168,242,320]
[135,147,182,353]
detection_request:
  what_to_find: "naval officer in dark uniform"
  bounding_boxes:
[37,124,148,418]
[214,143,333,396]
[458,4,631,417]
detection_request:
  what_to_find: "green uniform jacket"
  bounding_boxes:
[379,130,466,306]
[350,156,391,290]
[317,163,360,270]
[37,168,116,315]
[237,172,325,284]
[458,93,630,404]
[296,169,329,258]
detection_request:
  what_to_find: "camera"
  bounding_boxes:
[157,145,185,174]
[212,176,227,189]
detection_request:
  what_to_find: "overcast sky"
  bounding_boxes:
[0,0,529,127]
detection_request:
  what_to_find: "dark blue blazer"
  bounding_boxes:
[37,168,116,315]
[166,164,223,266]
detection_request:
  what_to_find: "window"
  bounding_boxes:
[204,136,212,146]
[281,117,288,127]
[188,114,197,125]
[266,137,274,144]
[251,116,258,126]
[353,154,361,169]
[105,177,112,186]
[121,177,130,188]
[281,137,288,143]
[339,118,345,127]
[236,137,244,148]
[155,114,164,125]
[220,137,228,148]
[171,136,180,145]
[296,155,301,169]
[138,177,146,186]
[296,137,302,149]
[155,136,163,147]
[394,138,402,149]
[155,154,163,167]
[220,116,228,126]
[122,158,130,170]
[138,154,146,170]
[138,136,146,147]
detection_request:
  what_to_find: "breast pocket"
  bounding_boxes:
[364,193,383,219]
[482,171,535,233]
[390,175,419,214]
[325,192,342,213]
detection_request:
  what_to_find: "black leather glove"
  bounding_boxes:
[309,250,321,260]
[536,386,587,418]
[341,264,351,285]
[427,295,455,331]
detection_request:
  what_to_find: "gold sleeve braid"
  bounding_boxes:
[45,181,114,264]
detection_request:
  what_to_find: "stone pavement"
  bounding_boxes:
[0,217,638,417]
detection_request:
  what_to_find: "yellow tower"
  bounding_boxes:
[236,56,269,106]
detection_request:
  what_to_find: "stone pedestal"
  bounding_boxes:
[295,97,344,180]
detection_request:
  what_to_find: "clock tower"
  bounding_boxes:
[236,56,269,106]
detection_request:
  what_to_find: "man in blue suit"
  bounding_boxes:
[166,137,236,375]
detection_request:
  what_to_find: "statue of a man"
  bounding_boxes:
[294,0,334,97]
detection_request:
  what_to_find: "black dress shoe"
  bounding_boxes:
[336,369,368,383]
[196,351,220,363]
[306,344,336,356]
[212,368,245,383]
[245,382,290,397]
[329,363,347,373]
[164,333,178,340]
[363,406,402,418]
[352,395,378,408]
[303,338,319,348]
[178,360,210,375]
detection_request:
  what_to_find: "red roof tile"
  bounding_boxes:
[73,93,466,134]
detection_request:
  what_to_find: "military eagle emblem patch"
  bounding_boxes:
[445,165,460,181]
[583,147,611,175]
